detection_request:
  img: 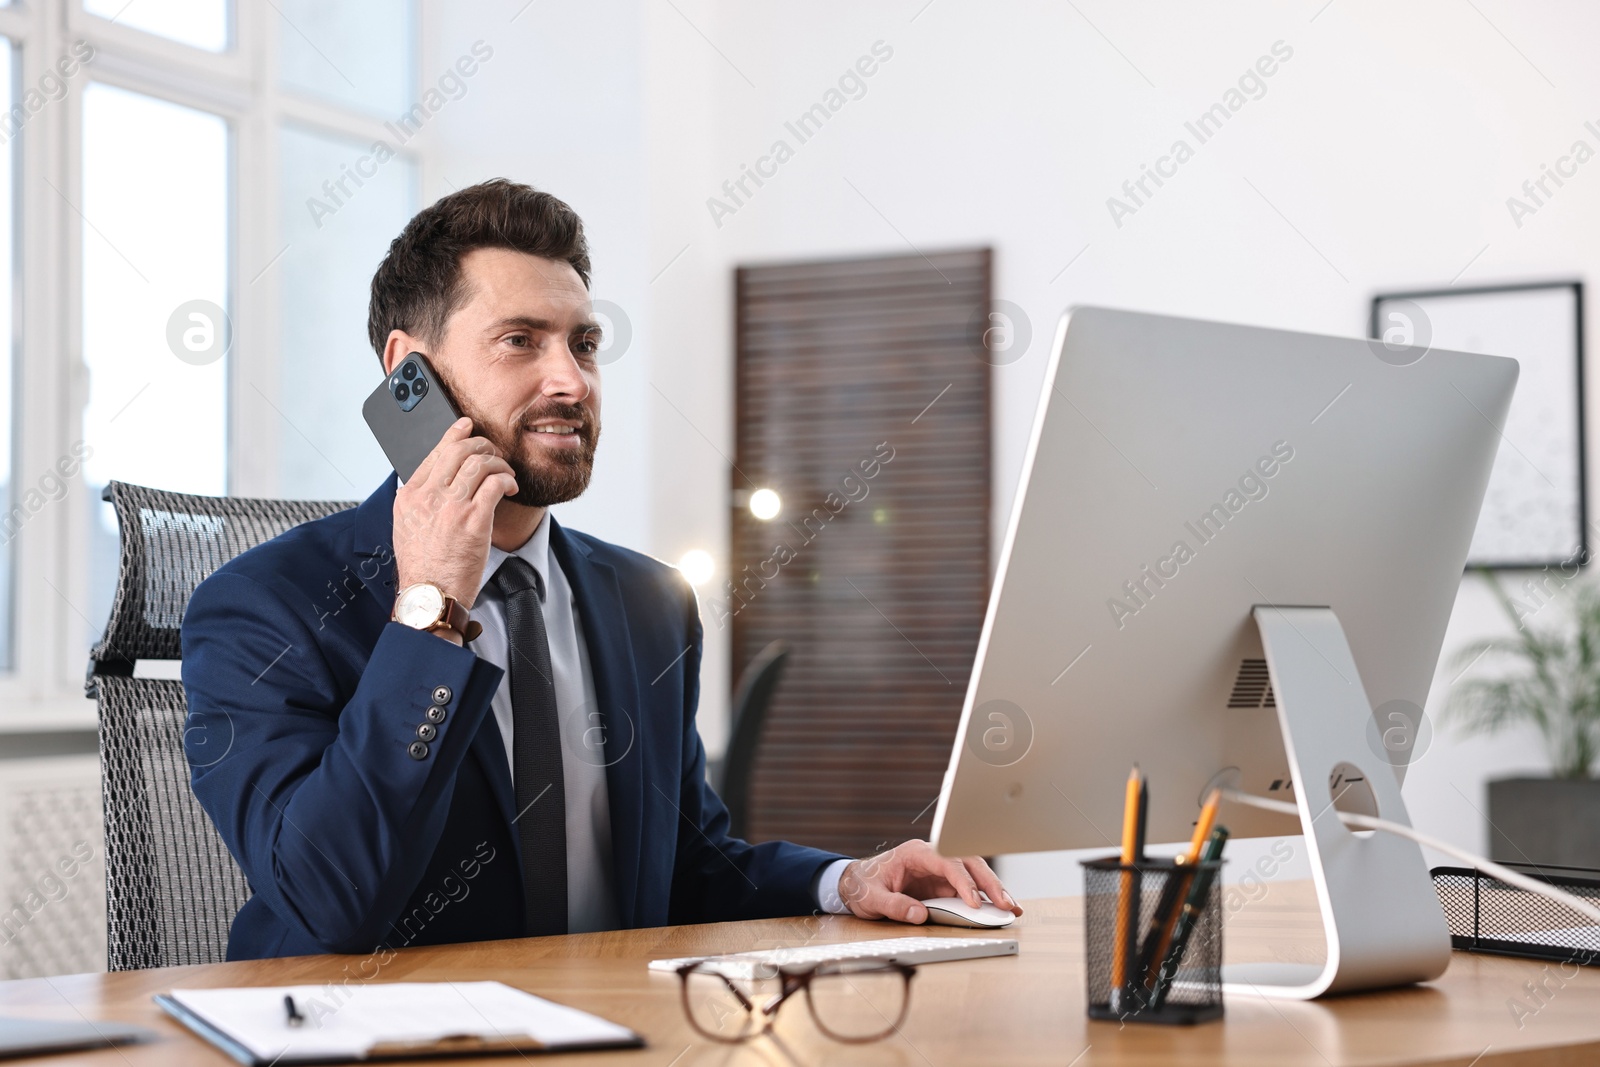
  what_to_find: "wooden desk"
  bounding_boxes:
[1,883,1596,1066]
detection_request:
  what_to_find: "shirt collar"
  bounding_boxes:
[477,509,553,603]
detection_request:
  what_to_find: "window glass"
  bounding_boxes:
[277,123,415,500]
[0,41,14,671]
[82,0,230,53]
[277,0,416,117]
[82,83,228,639]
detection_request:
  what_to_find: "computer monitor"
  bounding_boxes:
[930,306,1517,998]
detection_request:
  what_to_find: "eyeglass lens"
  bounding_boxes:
[806,962,910,1042]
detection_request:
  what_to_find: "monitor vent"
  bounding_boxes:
[1227,658,1276,708]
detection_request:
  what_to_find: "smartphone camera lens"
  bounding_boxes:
[394,382,411,403]
[411,378,427,397]
[400,362,419,381]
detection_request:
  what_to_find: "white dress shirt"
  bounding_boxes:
[470,511,619,934]
[469,511,852,927]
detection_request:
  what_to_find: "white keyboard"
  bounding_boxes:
[649,936,1019,979]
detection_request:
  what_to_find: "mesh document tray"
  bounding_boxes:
[89,481,356,970]
[1432,864,1600,965]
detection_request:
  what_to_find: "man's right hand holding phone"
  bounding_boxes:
[391,417,519,645]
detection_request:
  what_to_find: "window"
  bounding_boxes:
[0,40,14,673]
[81,0,230,52]
[276,0,415,116]
[275,124,416,501]
[0,0,419,714]
[82,83,230,633]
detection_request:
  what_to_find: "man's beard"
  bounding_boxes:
[433,371,600,507]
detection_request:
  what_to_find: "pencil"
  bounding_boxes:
[1184,789,1222,865]
[1111,766,1141,1003]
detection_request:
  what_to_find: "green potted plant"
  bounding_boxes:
[1446,572,1600,868]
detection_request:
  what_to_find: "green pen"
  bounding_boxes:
[1149,826,1228,1010]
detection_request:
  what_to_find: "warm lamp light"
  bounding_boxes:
[749,488,782,521]
[677,549,715,586]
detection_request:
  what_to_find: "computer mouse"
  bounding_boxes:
[919,896,1016,928]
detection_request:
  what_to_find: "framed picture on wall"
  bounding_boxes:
[1370,281,1586,570]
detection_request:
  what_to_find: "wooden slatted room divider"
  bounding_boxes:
[726,248,992,857]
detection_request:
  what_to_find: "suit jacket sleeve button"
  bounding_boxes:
[408,740,430,760]
[426,705,447,724]
[432,685,452,705]
[416,723,437,742]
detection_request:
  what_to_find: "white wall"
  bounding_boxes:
[426,0,1600,888]
[420,0,653,553]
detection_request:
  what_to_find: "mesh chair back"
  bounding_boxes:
[722,640,790,840]
[89,480,356,970]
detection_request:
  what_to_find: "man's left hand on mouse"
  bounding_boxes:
[837,839,1022,924]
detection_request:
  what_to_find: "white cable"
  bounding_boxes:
[1221,789,1600,928]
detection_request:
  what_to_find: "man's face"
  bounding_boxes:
[400,247,602,507]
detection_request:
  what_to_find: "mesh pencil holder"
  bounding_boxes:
[1081,856,1224,1025]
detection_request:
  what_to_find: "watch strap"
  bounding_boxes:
[392,584,482,643]
[442,597,483,642]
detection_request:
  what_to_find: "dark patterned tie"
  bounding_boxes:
[490,555,568,936]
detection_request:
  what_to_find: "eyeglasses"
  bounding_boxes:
[675,958,916,1044]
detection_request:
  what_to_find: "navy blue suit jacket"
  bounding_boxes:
[180,475,845,960]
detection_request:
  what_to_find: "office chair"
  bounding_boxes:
[86,480,356,971]
[719,640,791,840]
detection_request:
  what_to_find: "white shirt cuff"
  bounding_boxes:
[814,858,854,915]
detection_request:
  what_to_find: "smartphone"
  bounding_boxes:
[362,352,463,481]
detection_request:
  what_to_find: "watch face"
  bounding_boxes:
[396,583,445,628]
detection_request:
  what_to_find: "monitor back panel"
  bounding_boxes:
[932,306,1517,856]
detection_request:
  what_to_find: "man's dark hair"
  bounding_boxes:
[366,178,591,361]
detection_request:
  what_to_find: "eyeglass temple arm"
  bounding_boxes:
[763,975,811,1017]
[680,965,759,1014]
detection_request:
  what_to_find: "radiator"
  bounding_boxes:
[0,755,107,978]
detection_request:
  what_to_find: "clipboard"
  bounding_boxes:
[155,981,643,1065]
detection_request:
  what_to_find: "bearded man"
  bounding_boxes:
[181,179,1017,960]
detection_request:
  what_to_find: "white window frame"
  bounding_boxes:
[0,0,419,723]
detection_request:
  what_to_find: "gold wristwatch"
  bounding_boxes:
[392,582,482,642]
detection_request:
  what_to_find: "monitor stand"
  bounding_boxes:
[1220,606,1452,1000]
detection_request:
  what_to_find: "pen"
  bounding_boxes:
[1110,766,1142,1013]
[1149,826,1229,1010]
[1135,862,1189,988]
[284,994,305,1028]
[1134,777,1149,862]
[1138,789,1221,989]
